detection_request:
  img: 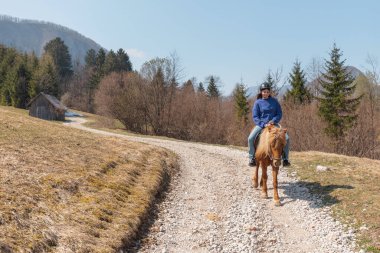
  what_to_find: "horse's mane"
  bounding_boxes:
[256,128,271,158]
[256,127,286,159]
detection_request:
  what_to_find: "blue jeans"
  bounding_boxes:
[248,125,290,160]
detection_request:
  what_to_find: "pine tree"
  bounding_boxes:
[233,82,249,124]
[12,62,31,108]
[206,75,220,98]
[197,82,205,92]
[32,55,59,97]
[104,50,117,74]
[262,71,279,96]
[318,44,362,142]
[182,79,195,93]
[116,48,132,72]
[43,37,73,79]
[43,37,73,96]
[85,49,97,68]
[285,60,312,104]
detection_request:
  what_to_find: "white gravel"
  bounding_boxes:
[65,118,359,253]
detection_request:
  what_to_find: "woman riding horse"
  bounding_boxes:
[248,82,290,167]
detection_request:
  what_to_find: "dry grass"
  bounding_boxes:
[289,151,380,253]
[0,106,178,252]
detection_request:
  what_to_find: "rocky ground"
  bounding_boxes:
[65,118,358,253]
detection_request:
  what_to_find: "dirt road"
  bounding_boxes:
[64,117,357,253]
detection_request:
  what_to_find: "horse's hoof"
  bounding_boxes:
[274,200,281,206]
[253,182,258,188]
[260,193,268,199]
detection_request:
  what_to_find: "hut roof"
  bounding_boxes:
[27,92,67,111]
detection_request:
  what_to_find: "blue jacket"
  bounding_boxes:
[252,97,282,128]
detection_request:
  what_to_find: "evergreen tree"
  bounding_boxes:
[233,82,249,124]
[43,37,73,96]
[318,44,362,141]
[32,55,59,97]
[116,48,132,72]
[12,62,31,108]
[104,50,118,74]
[88,48,107,91]
[85,49,97,68]
[262,72,279,96]
[206,75,220,98]
[43,37,73,79]
[182,79,195,93]
[285,60,312,104]
[0,47,18,104]
[197,82,205,92]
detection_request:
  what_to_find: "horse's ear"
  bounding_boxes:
[267,124,273,130]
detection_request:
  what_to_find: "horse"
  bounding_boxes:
[252,124,287,206]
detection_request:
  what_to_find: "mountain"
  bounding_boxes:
[0,15,103,64]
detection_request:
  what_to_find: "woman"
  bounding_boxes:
[248,83,290,167]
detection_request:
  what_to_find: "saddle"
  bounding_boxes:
[253,131,262,151]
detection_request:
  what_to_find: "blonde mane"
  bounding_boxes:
[256,128,271,158]
[256,127,286,159]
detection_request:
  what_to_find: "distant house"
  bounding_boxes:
[27,92,67,121]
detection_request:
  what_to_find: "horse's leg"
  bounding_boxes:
[260,165,268,199]
[272,166,281,206]
[252,163,259,188]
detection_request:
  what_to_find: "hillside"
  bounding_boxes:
[0,15,102,64]
[0,106,177,252]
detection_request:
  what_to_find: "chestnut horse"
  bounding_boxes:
[252,125,287,206]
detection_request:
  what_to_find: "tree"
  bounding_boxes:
[147,67,166,134]
[85,49,97,68]
[262,71,280,96]
[0,47,18,105]
[284,60,312,104]
[43,37,73,96]
[206,75,220,98]
[116,48,132,72]
[103,50,118,74]
[233,82,249,124]
[12,62,31,108]
[28,54,59,98]
[182,79,195,94]
[95,72,146,132]
[318,44,362,144]
[197,82,205,93]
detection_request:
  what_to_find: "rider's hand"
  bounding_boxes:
[265,122,274,127]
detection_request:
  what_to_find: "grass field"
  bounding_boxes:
[289,151,380,252]
[0,106,178,252]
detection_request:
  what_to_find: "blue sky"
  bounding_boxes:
[1,0,379,95]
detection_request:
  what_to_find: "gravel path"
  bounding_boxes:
[64,118,358,253]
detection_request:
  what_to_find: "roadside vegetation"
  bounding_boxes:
[0,106,178,252]
[289,151,380,252]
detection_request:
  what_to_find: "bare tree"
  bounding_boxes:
[306,57,323,97]
[363,55,380,158]
[94,72,146,132]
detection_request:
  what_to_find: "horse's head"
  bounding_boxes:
[267,125,287,167]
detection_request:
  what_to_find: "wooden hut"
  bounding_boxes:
[27,92,67,121]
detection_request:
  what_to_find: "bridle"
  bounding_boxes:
[268,124,285,167]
